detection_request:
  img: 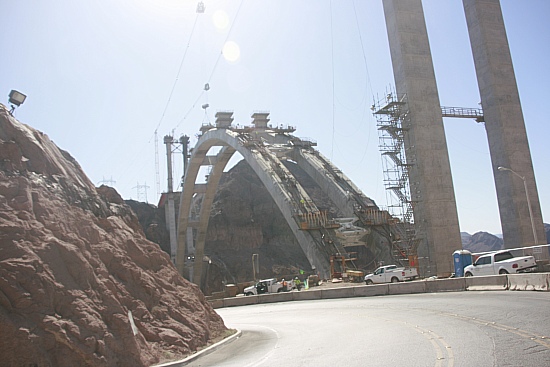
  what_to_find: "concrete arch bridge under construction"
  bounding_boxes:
[175,111,415,287]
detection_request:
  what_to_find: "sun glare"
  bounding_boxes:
[212,9,230,30]
[222,41,240,63]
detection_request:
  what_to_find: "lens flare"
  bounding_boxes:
[222,41,240,63]
[213,9,229,30]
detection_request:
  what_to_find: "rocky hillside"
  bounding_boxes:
[0,104,227,367]
[200,160,313,294]
[461,231,504,253]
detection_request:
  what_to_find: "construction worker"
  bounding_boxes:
[281,278,287,292]
[294,277,302,291]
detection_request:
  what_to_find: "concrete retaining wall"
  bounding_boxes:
[210,273,550,309]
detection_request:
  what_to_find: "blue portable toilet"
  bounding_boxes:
[453,250,472,277]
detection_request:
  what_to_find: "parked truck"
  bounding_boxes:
[243,278,296,296]
[463,251,536,276]
[364,265,418,284]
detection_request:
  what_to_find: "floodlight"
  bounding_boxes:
[8,90,26,114]
[9,90,26,107]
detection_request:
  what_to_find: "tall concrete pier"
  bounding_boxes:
[463,0,545,252]
[382,0,462,277]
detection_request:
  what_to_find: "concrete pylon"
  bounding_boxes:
[463,0,546,255]
[382,0,462,277]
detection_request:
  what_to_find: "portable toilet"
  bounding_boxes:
[453,250,472,277]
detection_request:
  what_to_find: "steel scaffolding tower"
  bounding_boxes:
[373,93,415,224]
[372,93,420,265]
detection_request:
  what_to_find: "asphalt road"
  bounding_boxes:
[185,291,550,367]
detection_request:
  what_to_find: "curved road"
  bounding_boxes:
[182,291,550,366]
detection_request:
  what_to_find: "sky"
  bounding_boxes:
[1,0,549,235]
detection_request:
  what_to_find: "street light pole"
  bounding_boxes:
[497,166,539,247]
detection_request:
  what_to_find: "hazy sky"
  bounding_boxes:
[2,0,548,235]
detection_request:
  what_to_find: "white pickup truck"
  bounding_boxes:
[464,251,537,276]
[244,278,295,296]
[364,265,418,285]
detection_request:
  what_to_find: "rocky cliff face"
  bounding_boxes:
[125,199,171,255]
[0,104,227,367]
[202,160,312,294]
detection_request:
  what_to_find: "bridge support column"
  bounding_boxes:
[383,0,462,277]
[463,0,546,257]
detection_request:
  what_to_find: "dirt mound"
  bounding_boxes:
[0,104,227,367]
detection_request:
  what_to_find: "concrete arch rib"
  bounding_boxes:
[176,129,331,286]
[291,149,377,217]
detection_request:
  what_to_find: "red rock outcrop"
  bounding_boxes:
[0,104,227,367]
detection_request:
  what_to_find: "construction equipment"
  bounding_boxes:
[330,254,364,282]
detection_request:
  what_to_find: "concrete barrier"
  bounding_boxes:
[388,281,426,295]
[223,296,258,307]
[507,273,550,291]
[209,299,225,309]
[153,330,242,367]
[425,278,466,293]
[465,275,507,291]
[292,289,323,301]
[258,292,294,304]
[353,284,389,297]
[211,273,550,309]
[321,286,355,299]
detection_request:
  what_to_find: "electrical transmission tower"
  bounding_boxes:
[132,182,150,203]
[97,176,116,187]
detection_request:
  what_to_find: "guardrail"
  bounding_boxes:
[209,273,550,309]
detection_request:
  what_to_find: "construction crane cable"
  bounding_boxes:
[330,1,374,138]
[174,0,245,133]
[352,0,374,99]
[153,14,201,136]
[330,0,336,161]
[206,0,245,85]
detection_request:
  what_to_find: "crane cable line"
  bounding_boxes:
[351,0,379,199]
[153,13,201,138]
[330,0,336,161]
[174,0,245,133]
[149,6,202,199]
[353,0,375,99]
[332,1,374,138]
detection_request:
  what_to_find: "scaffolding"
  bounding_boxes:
[372,93,415,224]
[441,106,484,122]
[372,93,419,265]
